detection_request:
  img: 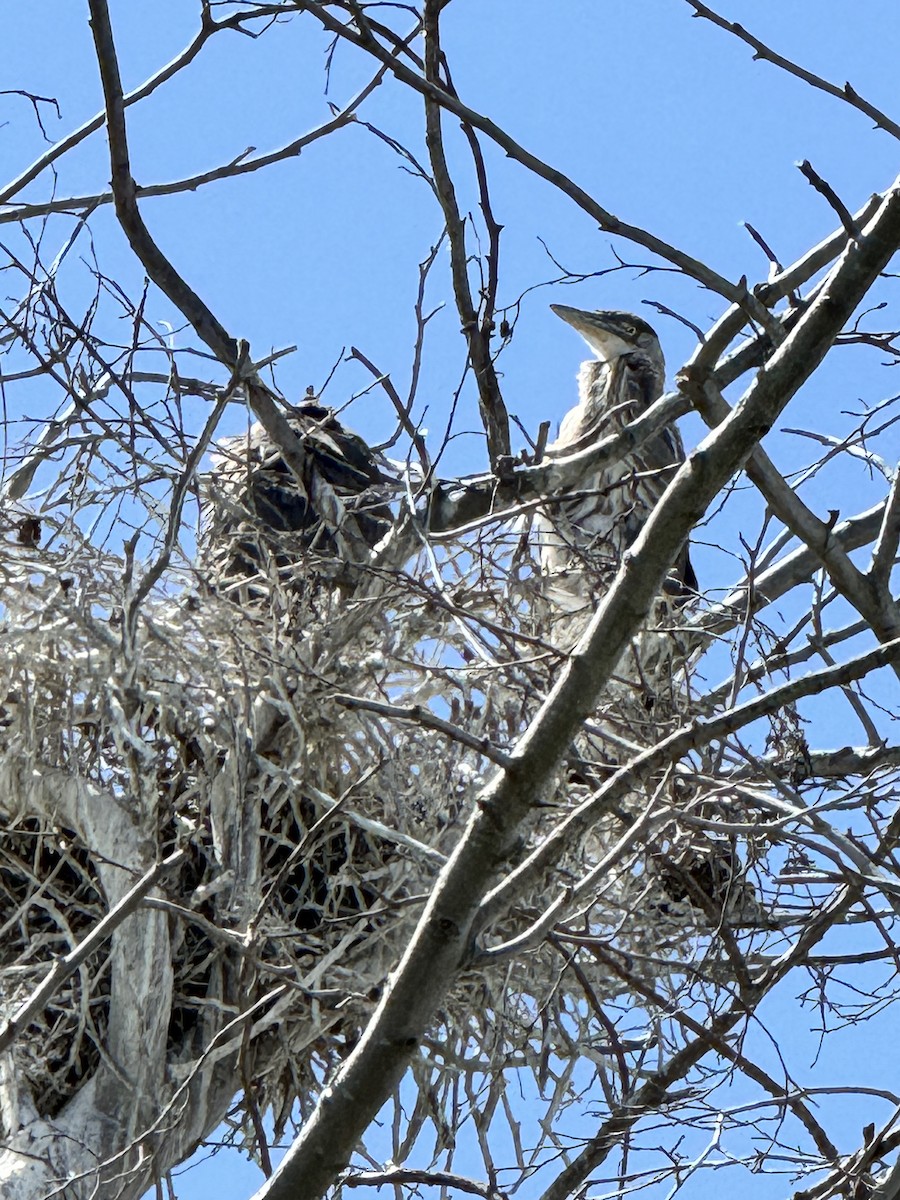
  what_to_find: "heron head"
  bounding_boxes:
[550,305,663,371]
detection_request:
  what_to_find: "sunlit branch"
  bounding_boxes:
[479,638,900,928]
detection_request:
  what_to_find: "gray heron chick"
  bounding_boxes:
[540,305,696,610]
[202,401,395,603]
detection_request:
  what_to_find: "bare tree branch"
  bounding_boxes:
[421,0,509,463]
[687,0,900,143]
[253,168,900,1200]
[297,1,770,320]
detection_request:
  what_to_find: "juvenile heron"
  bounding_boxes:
[540,311,745,921]
[202,401,394,600]
[540,305,696,610]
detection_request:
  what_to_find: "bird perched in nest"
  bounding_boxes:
[539,305,696,615]
[201,400,395,601]
[541,313,757,927]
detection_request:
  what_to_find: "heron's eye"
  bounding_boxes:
[622,323,636,337]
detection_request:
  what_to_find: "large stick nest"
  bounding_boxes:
[0,410,780,1164]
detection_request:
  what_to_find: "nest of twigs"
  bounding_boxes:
[0,446,773,1159]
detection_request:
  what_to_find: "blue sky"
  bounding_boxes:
[6,1,900,533]
[4,3,900,1198]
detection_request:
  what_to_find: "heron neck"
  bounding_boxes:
[572,355,662,436]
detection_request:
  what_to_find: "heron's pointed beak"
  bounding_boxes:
[550,305,632,362]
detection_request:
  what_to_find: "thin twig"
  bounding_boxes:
[687,0,900,143]
[2,66,389,226]
[348,345,430,472]
[420,0,510,463]
[333,691,513,768]
[799,159,860,238]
